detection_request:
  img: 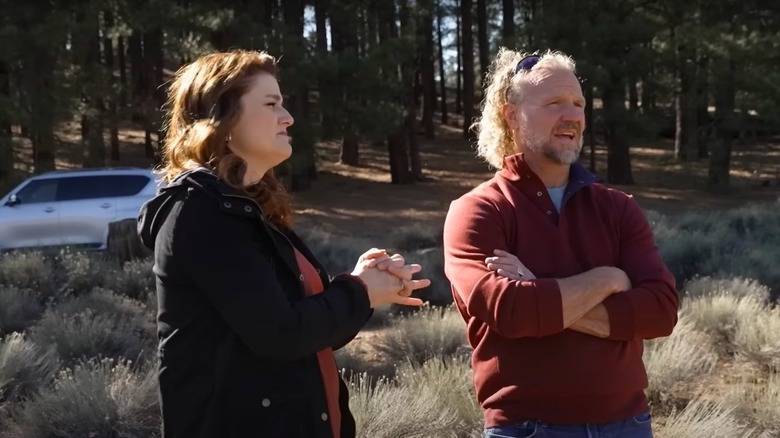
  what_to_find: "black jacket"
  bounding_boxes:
[137,168,372,438]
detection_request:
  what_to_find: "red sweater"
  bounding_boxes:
[443,154,678,427]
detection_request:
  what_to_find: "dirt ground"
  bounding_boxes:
[12,117,779,240]
[292,121,780,239]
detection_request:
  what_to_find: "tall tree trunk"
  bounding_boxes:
[104,9,120,162]
[476,0,489,85]
[380,0,412,184]
[696,54,710,158]
[436,2,448,125]
[263,0,281,51]
[365,2,377,54]
[283,0,316,190]
[129,31,145,100]
[674,95,685,161]
[407,115,423,180]
[143,29,164,162]
[461,0,476,139]
[602,75,633,184]
[683,57,698,161]
[27,52,56,173]
[522,0,536,48]
[400,0,423,180]
[314,0,329,49]
[266,0,280,25]
[708,58,736,188]
[388,126,413,184]
[340,134,359,165]
[339,54,360,166]
[585,83,596,173]
[674,41,698,162]
[407,70,423,180]
[82,9,106,168]
[315,0,337,140]
[639,43,653,113]
[153,31,165,158]
[335,4,359,165]
[640,78,652,113]
[674,88,686,160]
[0,61,12,180]
[673,31,684,160]
[420,0,436,139]
[501,0,515,45]
[455,14,462,115]
[117,36,128,108]
[628,76,639,112]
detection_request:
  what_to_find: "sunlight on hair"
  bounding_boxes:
[472,48,576,169]
[156,50,293,227]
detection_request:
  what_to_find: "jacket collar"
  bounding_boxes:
[173,167,309,285]
[168,167,266,219]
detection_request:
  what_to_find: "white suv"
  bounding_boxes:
[0,168,161,252]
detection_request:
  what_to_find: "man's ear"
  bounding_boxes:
[502,103,519,131]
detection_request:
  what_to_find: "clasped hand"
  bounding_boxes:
[351,248,430,308]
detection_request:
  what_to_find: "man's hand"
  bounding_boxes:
[569,304,610,338]
[485,250,537,280]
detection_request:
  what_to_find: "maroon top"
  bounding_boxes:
[443,154,678,427]
[294,248,341,438]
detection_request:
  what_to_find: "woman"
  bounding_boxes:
[137,50,430,438]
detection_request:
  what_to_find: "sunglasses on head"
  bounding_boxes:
[513,54,541,75]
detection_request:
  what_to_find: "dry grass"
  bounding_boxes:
[684,276,771,301]
[0,287,45,336]
[395,357,481,435]
[105,258,156,301]
[30,288,155,366]
[732,306,780,369]
[2,358,159,438]
[681,281,780,369]
[653,396,756,438]
[643,316,718,406]
[0,333,59,403]
[374,305,467,365]
[0,252,56,298]
[723,371,780,435]
[348,372,463,438]
[682,289,767,352]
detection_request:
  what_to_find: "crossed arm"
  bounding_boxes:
[486,249,617,338]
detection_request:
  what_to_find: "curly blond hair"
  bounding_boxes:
[471,48,577,169]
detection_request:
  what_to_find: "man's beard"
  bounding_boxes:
[521,121,583,165]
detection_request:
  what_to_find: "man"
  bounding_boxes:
[443,48,678,438]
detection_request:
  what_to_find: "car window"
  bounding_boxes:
[57,176,111,201]
[104,175,151,197]
[15,179,58,204]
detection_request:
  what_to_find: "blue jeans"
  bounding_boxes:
[483,412,653,438]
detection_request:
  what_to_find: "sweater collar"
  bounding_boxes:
[498,154,599,217]
[499,153,599,188]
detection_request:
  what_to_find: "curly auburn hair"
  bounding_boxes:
[160,50,293,227]
[471,48,577,169]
